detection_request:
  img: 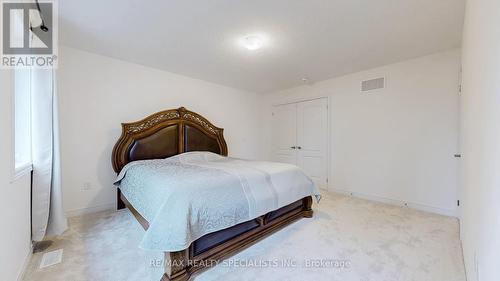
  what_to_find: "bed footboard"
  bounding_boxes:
[161,196,313,281]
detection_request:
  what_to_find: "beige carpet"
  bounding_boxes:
[23,191,466,281]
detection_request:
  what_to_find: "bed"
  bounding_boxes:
[111,107,319,281]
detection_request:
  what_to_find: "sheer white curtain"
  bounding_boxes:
[31,69,67,241]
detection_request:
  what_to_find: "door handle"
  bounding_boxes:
[290,146,296,149]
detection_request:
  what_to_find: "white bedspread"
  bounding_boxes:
[114,152,320,251]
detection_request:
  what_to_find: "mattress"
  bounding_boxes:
[114,151,320,251]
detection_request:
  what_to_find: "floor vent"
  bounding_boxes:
[40,249,63,269]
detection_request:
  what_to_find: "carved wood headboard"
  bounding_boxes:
[112,107,228,173]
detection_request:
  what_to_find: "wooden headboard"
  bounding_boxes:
[112,107,228,173]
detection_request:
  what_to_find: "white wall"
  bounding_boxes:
[0,70,32,280]
[262,49,461,216]
[460,0,500,280]
[57,46,264,216]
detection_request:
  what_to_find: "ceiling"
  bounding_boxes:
[59,0,465,93]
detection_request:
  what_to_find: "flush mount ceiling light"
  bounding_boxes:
[240,35,265,51]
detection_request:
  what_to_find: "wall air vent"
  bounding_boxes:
[361,77,385,92]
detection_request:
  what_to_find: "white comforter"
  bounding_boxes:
[114,151,321,251]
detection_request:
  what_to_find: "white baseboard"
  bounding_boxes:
[65,203,115,218]
[17,244,33,281]
[330,188,457,217]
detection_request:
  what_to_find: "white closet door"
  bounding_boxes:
[296,98,328,189]
[272,103,297,165]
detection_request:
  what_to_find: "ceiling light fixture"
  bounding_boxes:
[241,35,264,51]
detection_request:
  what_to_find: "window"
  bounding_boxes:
[14,69,32,175]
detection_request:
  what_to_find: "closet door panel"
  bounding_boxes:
[297,98,328,189]
[272,103,297,165]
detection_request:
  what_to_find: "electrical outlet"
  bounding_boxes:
[82,182,92,191]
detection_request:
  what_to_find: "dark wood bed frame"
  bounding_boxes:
[112,107,313,281]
